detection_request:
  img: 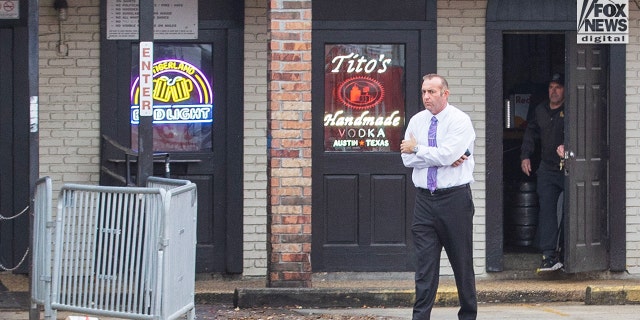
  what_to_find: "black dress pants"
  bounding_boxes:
[411,185,477,320]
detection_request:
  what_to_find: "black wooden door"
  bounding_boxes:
[563,36,609,273]
[99,29,243,273]
[311,30,422,271]
[0,24,30,273]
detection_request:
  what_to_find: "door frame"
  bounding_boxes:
[310,22,436,271]
[0,0,37,274]
[98,7,244,273]
[310,31,423,272]
[485,0,626,272]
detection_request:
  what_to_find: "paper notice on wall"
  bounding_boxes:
[0,1,19,19]
[30,96,38,133]
[106,0,198,40]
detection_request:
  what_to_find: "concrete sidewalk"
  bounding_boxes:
[3,271,640,316]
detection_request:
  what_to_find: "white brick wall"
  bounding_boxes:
[626,5,640,274]
[38,0,101,192]
[438,0,488,276]
[243,0,269,276]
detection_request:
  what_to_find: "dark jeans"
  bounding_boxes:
[411,185,477,320]
[535,162,565,257]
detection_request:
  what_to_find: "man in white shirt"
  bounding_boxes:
[401,74,477,320]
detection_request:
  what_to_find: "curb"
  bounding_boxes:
[231,286,586,309]
[195,292,236,305]
[585,285,640,305]
[1,285,638,310]
[233,288,415,308]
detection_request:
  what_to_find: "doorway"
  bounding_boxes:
[99,28,244,274]
[0,23,32,274]
[311,32,422,271]
[490,33,616,274]
[310,0,437,272]
[485,0,626,274]
[501,33,565,269]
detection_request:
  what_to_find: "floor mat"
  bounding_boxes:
[0,292,29,310]
[0,278,30,309]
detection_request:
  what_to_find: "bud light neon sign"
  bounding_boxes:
[130,58,213,124]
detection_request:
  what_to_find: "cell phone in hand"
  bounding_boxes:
[464,149,471,156]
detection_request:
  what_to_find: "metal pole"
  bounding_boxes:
[28,0,40,318]
[137,0,154,186]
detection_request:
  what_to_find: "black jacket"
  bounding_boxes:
[520,101,565,168]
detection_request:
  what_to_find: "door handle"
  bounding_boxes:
[560,150,574,175]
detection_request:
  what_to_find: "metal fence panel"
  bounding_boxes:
[160,183,198,320]
[51,185,165,319]
[31,177,52,306]
[146,176,191,190]
[32,180,197,320]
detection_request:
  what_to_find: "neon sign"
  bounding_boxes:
[130,58,213,124]
[324,44,405,152]
[336,77,385,110]
[131,105,212,124]
[330,52,392,74]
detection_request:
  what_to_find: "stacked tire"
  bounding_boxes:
[504,181,538,247]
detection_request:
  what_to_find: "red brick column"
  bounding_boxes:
[266,0,312,288]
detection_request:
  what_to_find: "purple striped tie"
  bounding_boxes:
[427,116,438,192]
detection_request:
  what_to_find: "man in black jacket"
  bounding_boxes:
[520,73,565,272]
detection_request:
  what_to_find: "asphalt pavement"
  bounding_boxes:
[297,303,640,319]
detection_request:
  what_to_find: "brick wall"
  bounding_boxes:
[243,0,269,277]
[266,0,313,287]
[38,1,101,191]
[626,5,640,274]
[438,0,487,276]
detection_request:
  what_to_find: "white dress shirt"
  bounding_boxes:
[401,103,475,189]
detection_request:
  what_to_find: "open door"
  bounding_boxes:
[563,34,609,273]
[486,0,625,274]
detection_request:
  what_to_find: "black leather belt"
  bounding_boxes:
[418,183,469,195]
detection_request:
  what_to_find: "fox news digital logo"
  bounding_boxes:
[577,0,628,44]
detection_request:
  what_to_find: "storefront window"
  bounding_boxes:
[130,44,214,152]
[324,44,405,152]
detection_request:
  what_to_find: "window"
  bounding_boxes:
[323,44,405,152]
[130,44,213,152]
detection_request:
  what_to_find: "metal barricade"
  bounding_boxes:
[158,183,198,319]
[146,176,191,190]
[31,178,197,320]
[31,177,53,308]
